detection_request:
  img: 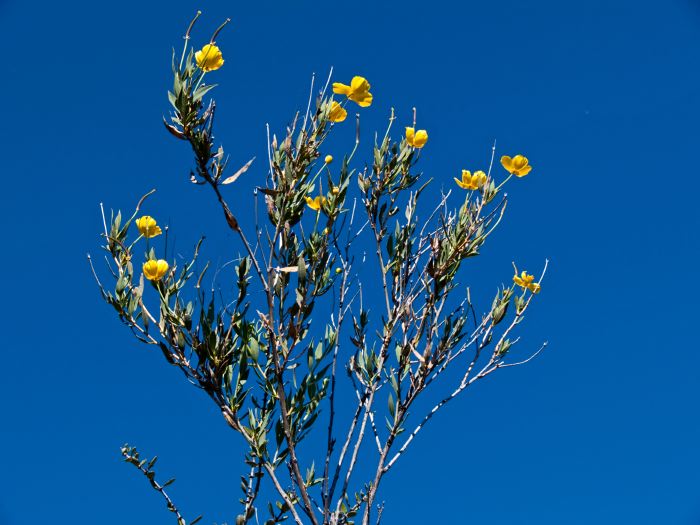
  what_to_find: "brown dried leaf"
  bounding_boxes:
[222,157,255,185]
[162,118,187,140]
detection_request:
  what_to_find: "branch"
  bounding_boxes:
[263,462,309,525]
[121,445,198,525]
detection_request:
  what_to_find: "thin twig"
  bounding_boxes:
[121,447,189,525]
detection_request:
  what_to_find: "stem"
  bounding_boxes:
[210,17,231,43]
[179,10,202,71]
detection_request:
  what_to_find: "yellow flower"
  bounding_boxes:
[135,215,162,238]
[195,44,224,72]
[331,186,340,195]
[305,196,326,211]
[332,76,373,107]
[405,127,428,149]
[325,155,334,164]
[143,259,169,281]
[328,101,348,122]
[500,154,532,177]
[454,170,488,190]
[513,271,541,293]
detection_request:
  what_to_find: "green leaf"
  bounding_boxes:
[115,275,128,294]
[248,339,260,360]
[297,255,307,285]
[193,83,218,102]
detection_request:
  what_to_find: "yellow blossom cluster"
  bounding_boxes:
[312,71,539,296]
[455,155,532,191]
[134,216,169,281]
[328,76,372,125]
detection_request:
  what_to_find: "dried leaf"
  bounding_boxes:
[222,157,255,185]
[162,118,186,140]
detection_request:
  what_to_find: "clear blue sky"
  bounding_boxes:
[1,0,699,523]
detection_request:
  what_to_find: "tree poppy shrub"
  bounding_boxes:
[90,12,548,525]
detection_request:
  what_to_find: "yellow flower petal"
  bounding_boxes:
[350,76,370,92]
[195,44,224,72]
[405,127,415,146]
[354,92,373,107]
[328,101,347,122]
[156,260,169,279]
[514,164,532,177]
[512,155,529,170]
[528,283,541,294]
[500,155,514,173]
[332,82,352,95]
[454,177,468,189]
[412,129,428,148]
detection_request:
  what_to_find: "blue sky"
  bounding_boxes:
[1,0,699,523]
